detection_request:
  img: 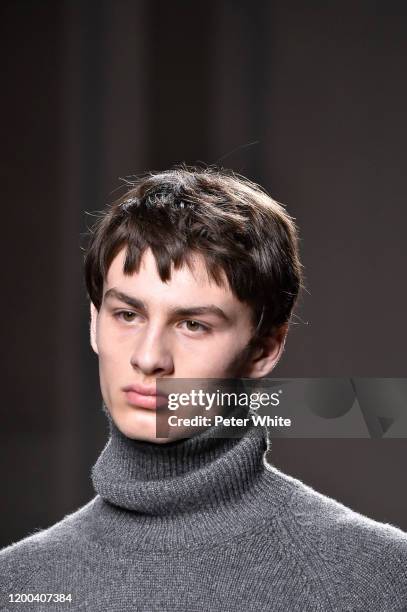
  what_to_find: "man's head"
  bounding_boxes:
[84,166,303,442]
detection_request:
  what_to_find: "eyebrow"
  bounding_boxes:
[103,288,231,322]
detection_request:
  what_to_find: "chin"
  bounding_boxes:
[112,407,157,441]
[112,406,199,444]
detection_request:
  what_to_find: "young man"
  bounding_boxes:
[1,166,406,611]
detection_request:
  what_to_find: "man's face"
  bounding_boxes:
[90,246,284,443]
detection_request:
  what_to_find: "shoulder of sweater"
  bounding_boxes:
[264,463,407,608]
[0,497,98,592]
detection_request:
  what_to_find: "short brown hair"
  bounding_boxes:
[83,165,303,341]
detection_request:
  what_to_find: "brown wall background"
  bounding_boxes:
[1,0,406,548]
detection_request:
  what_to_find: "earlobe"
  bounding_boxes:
[90,302,99,355]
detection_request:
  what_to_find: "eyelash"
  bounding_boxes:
[112,310,211,333]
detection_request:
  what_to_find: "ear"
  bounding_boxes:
[90,302,99,355]
[244,323,288,378]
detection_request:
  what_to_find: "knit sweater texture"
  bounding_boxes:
[1,414,407,612]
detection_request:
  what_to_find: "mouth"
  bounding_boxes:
[122,385,168,411]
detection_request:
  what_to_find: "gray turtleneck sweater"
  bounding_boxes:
[1,416,406,611]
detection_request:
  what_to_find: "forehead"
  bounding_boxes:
[104,247,237,307]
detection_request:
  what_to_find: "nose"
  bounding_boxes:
[129,323,174,377]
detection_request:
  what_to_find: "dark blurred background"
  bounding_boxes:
[1,0,406,548]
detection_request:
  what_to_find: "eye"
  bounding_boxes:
[181,320,210,333]
[113,310,139,323]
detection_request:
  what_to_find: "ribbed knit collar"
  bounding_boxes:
[89,406,293,553]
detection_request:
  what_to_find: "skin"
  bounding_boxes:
[90,246,287,443]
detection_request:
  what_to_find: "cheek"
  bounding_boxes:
[96,347,126,408]
[96,334,128,382]
[175,334,250,375]
[97,322,126,360]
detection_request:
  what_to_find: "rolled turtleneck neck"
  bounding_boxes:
[92,407,267,514]
[89,406,293,552]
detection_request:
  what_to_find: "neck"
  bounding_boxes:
[90,407,292,552]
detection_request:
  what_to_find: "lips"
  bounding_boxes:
[122,384,168,411]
